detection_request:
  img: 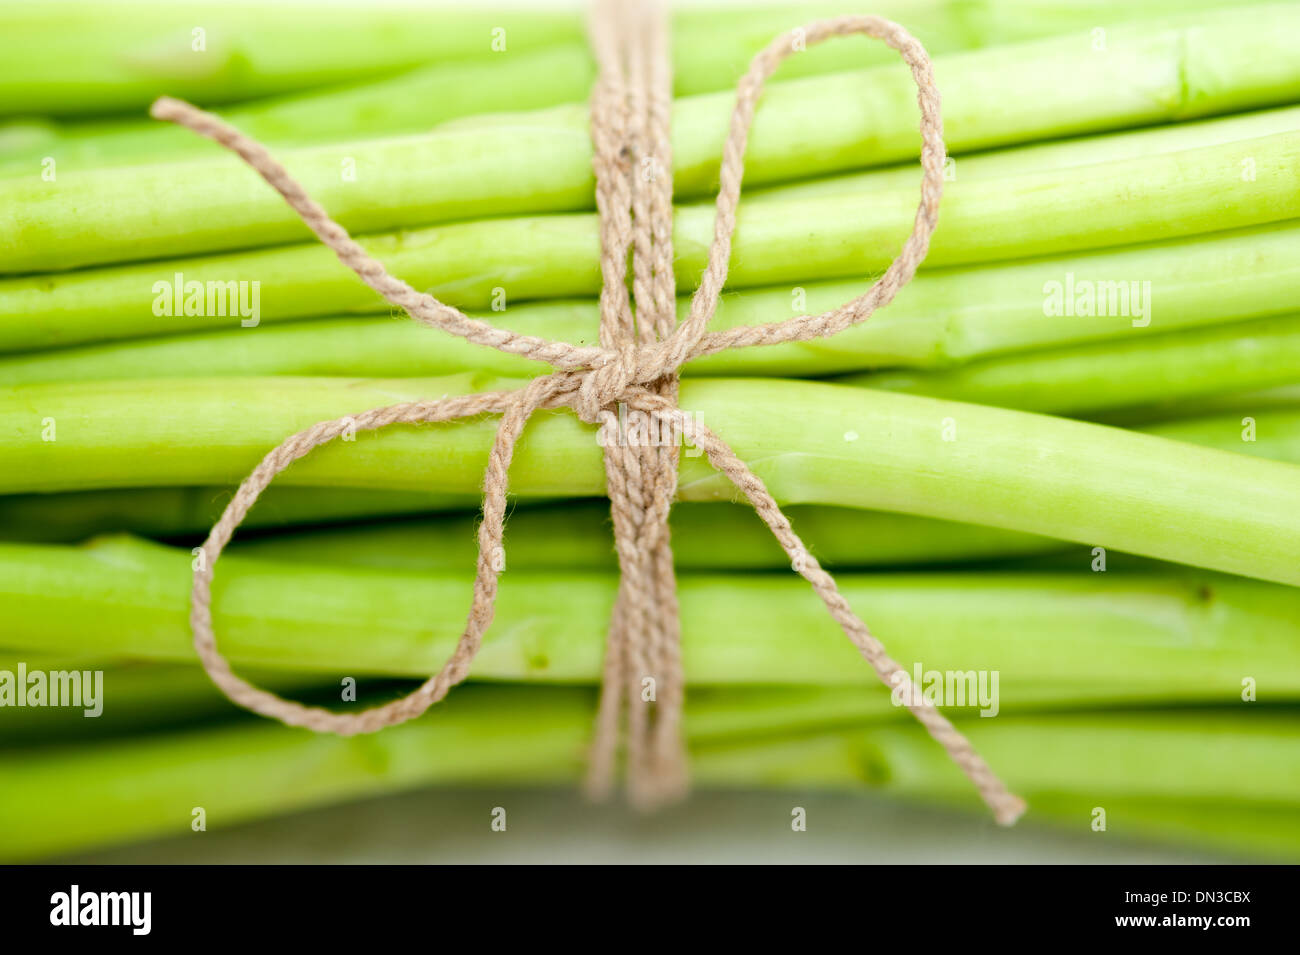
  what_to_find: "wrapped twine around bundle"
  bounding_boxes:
[153,0,1026,825]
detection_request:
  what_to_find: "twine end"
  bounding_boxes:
[149,96,186,122]
[627,776,689,814]
[582,772,615,806]
[994,796,1028,827]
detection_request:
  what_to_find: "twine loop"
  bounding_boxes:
[151,2,1026,825]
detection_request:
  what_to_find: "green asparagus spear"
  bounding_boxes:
[3,132,1296,346]
[8,4,1300,272]
[4,375,1300,583]
[4,220,1298,374]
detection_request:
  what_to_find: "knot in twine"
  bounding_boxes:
[152,2,1026,825]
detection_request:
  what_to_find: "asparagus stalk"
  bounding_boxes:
[0,44,600,176]
[228,403,1300,571]
[755,104,1300,201]
[3,534,1298,701]
[0,2,585,116]
[1,122,602,273]
[216,391,1300,567]
[0,647,1268,760]
[0,653,331,745]
[429,3,1300,195]
[4,374,1300,583]
[2,689,1293,861]
[0,485,480,543]
[0,0,1251,118]
[843,314,1300,415]
[7,382,1287,559]
[224,382,1300,572]
[10,392,1300,565]
[9,4,1300,273]
[0,391,1292,550]
[4,131,1297,348]
[1143,410,1300,465]
[5,220,1299,372]
[227,500,1061,571]
[669,0,1248,96]
[719,712,1300,862]
[1097,384,1300,428]
[0,0,1250,174]
[1055,796,1300,862]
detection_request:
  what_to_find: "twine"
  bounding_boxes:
[152,1,1026,826]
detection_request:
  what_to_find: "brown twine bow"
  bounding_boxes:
[153,2,1026,826]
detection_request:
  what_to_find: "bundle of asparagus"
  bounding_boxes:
[1,0,1298,862]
